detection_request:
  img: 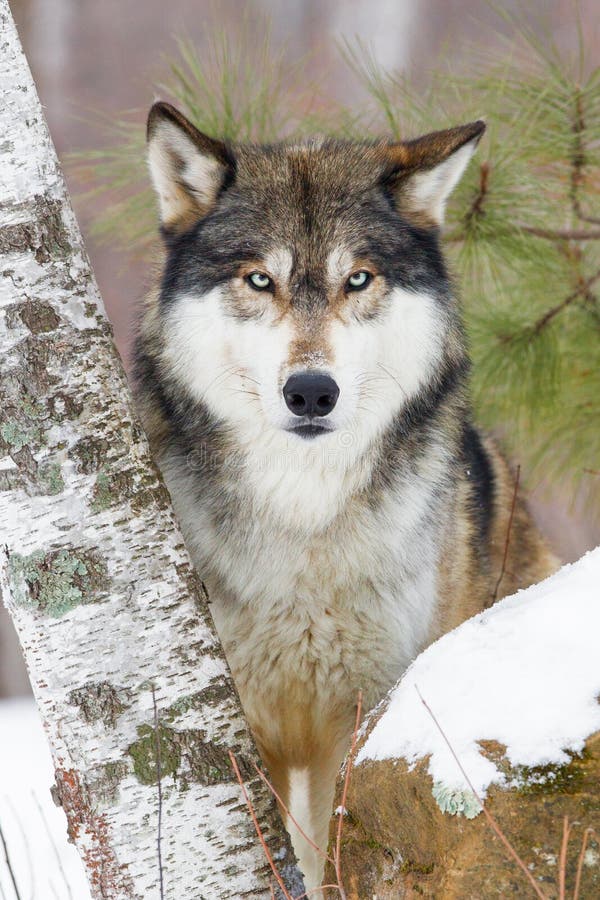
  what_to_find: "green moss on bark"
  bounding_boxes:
[128,721,252,788]
[164,678,233,722]
[91,470,115,512]
[128,723,182,785]
[516,752,589,796]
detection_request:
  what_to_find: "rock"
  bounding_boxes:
[326,731,599,898]
[325,550,600,898]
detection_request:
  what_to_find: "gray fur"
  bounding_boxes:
[135,105,556,889]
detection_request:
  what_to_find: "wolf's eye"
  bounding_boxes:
[345,271,372,292]
[247,271,273,291]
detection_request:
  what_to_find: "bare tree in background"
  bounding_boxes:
[0,3,302,897]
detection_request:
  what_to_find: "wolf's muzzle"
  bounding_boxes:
[283,371,339,418]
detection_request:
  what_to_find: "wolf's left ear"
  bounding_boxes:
[146,101,233,233]
[384,120,485,227]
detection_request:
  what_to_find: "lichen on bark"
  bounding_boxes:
[165,678,235,720]
[38,460,65,495]
[431,783,481,818]
[0,403,45,453]
[69,681,132,727]
[8,548,108,617]
[87,761,130,807]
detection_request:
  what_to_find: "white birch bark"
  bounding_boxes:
[0,4,303,898]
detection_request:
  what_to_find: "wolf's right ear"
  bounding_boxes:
[146,102,233,234]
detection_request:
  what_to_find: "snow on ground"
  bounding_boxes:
[0,698,91,900]
[357,547,600,800]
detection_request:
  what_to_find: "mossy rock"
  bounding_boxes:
[325,732,600,898]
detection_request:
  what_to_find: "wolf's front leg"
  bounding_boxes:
[256,745,319,888]
[282,744,349,893]
[257,742,344,890]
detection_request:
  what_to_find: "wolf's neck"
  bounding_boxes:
[188,413,454,539]
[218,423,378,533]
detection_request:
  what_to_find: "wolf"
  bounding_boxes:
[135,101,558,890]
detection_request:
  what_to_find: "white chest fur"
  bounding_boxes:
[161,436,449,753]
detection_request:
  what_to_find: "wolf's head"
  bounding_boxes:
[145,102,483,465]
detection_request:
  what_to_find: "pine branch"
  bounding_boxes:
[530,267,600,335]
[569,87,600,227]
[520,225,600,241]
[465,161,490,226]
[448,223,600,242]
[446,157,600,243]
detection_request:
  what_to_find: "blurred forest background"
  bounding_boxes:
[2,0,599,697]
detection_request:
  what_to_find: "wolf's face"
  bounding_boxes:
[147,104,483,461]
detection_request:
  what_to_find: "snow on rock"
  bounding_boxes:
[327,550,600,898]
[0,698,92,900]
[357,546,600,802]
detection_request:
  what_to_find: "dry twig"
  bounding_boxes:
[6,798,34,900]
[229,751,294,900]
[558,815,572,900]
[0,817,21,900]
[573,827,596,900]
[32,792,72,900]
[491,464,520,604]
[415,685,546,900]
[333,692,363,900]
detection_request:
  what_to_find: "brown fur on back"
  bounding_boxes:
[437,435,558,637]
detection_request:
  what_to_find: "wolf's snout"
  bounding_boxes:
[283,372,339,417]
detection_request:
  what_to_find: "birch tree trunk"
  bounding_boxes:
[0,4,303,898]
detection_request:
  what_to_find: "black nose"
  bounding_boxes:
[283,371,340,417]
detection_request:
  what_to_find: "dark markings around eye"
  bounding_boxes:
[247,271,273,291]
[345,270,372,292]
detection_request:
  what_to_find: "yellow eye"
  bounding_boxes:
[247,271,273,291]
[346,270,372,292]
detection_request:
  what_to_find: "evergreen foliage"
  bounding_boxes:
[72,14,600,509]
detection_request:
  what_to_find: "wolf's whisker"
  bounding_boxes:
[377,362,407,398]
[230,388,261,400]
